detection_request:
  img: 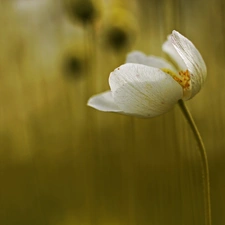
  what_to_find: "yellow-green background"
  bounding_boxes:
[0,0,224,225]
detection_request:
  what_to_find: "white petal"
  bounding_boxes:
[170,30,207,99]
[87,91,122,112]
[126,51,176,72]
[162,36,186,70]
[109,63,183,117]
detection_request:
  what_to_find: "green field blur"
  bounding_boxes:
[0,0,224,225]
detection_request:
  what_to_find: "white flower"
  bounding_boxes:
[88,30,207,117]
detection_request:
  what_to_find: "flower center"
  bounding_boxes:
[162,68,191,90]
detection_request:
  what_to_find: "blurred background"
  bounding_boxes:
[0,0,224,225]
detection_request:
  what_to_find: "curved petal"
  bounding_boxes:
[109,63,183,117]
[170,30,207,99]
[162,36,186,70]
[126,51,176,72]
[87,91,122,112]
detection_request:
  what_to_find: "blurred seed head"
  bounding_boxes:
[104,26,130,50]
[63,54,83,78]
[101,7,137,51]
[62,41,89,80]
[64,0,100,25]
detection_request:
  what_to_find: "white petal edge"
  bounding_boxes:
[87,91,122,112]
[109,63,183,117]
[162,35,187,71]
[163,37,192,100]
[171,30,207,99]
[126,51,176,72]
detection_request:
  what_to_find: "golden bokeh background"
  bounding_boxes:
[0,0,224,225]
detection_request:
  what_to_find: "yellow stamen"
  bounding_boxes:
[162,68,191,90]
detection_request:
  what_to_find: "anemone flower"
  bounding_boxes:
[88,30,207,117]
[87,30,212,225]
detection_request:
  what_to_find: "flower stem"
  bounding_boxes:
[178,100,211,225]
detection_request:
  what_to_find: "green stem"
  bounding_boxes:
[178,100,212,225]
